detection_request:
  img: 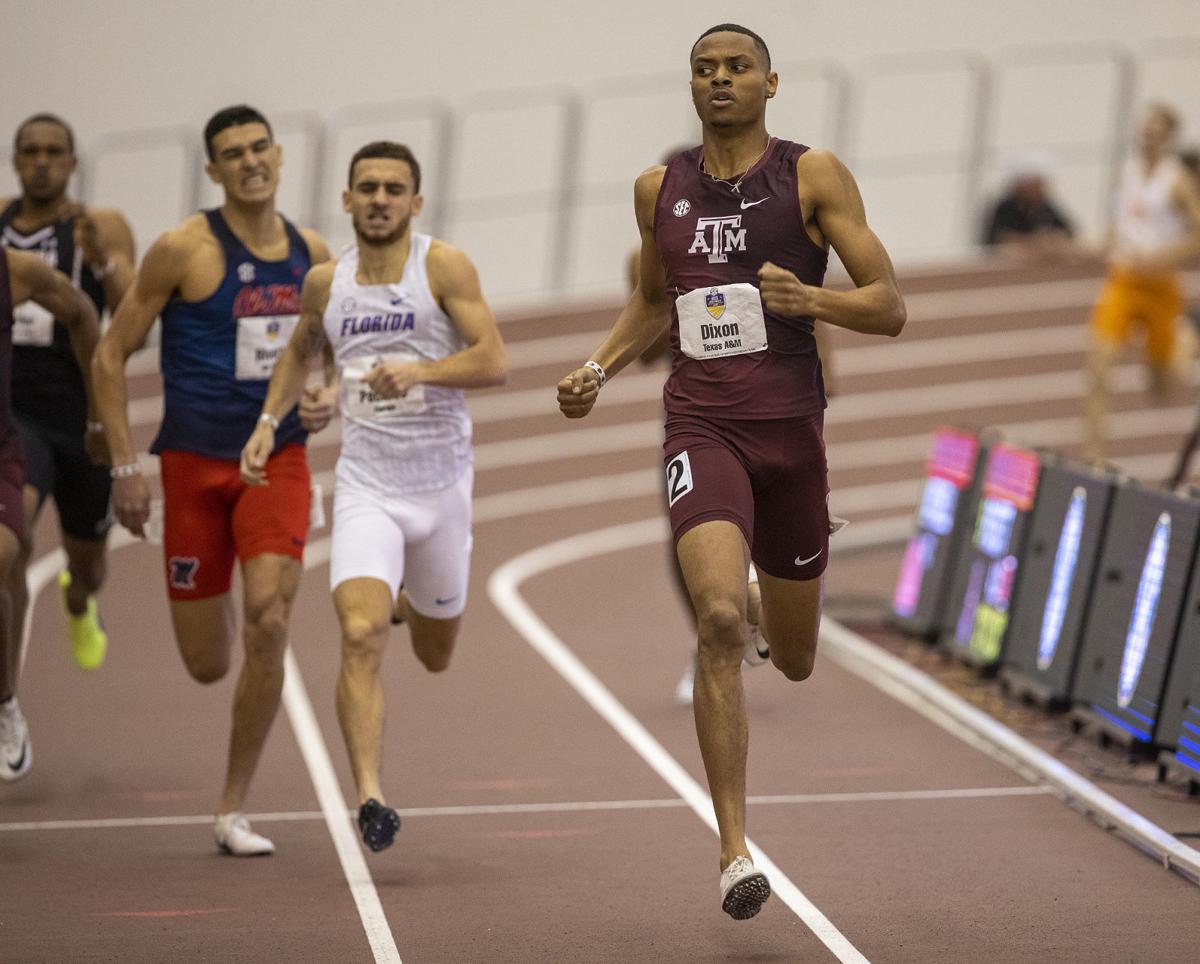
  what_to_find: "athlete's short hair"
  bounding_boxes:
[1147,102,1180,135]
[691,24,771,72]
[13,113,75,155]
[203,105,273,160]
[348,141,422,194]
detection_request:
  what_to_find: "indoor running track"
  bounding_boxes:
[2,259,1199,963]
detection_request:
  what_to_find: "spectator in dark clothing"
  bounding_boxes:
[982,150,1076,258]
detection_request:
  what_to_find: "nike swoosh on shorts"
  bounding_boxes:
[794,550,821,566]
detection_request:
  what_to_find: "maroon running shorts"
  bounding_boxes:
[663,410,829,581]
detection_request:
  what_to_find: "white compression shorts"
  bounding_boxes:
[329,465,473,619]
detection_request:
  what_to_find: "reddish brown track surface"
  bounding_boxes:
[2,259,1199,963]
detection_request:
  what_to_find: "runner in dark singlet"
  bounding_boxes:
[92,105,331,855]
[0,113,136,670]
[0,248,102,781]
[557,24,906,919]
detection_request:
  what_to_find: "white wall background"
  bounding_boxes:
[2,0,1198,306]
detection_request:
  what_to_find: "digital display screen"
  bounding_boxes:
[1117,512,1171,709]
[892,429,981,623]
[893,532,936,617]
[918,476,960,537]
[960,445,1040,662]
[928,428,980,488]
[1036,486,1087,671]
[1174,710,1200,773]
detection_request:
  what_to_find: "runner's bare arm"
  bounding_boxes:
[70,206,137,310]
[10,250,102,409]
[241,263,333,485]
[364,243,507,399]
[259,263,333,422]
[91,228,191,470]
[758,150,905,337]
[295,229,338,432]
[557,166,672,418]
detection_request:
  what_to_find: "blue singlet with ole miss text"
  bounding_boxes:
[151,209,311,461]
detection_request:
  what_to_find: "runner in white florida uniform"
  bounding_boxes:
[240,142,508,854]
[328,237,475,609]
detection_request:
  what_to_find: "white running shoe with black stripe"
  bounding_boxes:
[214,813,275,856]
[0,697,31,782]
[744,565,769,667]
[720,854,771,919]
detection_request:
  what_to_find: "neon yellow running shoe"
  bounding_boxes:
[59,570,107,670]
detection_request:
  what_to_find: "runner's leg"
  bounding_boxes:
[220,551,300,815]
[333,576,393,805]
[677,519,752,869]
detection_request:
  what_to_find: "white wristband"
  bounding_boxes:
[259,412,280,430]
[584,360,607,388]
[109,462,141,479]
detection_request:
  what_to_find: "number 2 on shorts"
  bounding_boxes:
[666,450,694,507]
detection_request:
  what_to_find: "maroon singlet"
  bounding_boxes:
[654,138,828,419]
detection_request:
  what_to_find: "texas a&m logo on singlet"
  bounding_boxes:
[688,215,747,264]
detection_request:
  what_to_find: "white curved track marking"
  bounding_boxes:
[488,518,870,964]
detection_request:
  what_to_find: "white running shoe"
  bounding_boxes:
[719,854,771,920]
[214,813,275,856]
[674,653,696,705]
[744,565,769,667]
[0,697,32,782]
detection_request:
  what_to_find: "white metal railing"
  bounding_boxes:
[51,37,1199,303]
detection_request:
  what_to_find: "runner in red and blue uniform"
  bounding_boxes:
[92,105,331,855]
[557,24,906,919]
[0,247,101,781]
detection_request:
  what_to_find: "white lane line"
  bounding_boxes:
[897,271,1198,325]
[0,785,1053,833]
[122,267,1200,431]
[818,618,1200,883]
[748,785,1053,805]
[120,389,1200,500]
[488,518,868,964]
[292,537,401,964]
[21,535,401,964]
[502,272,1199,333]
[283,647,400,962]
[826,364,1197,425]
[506,320,1090,377]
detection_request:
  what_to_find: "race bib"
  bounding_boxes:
[235,314,299,381]
[341,351,427,421]
[675,283,768,360]
[12,301,55,347]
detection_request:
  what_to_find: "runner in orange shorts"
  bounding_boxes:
[1086,104,1200,461]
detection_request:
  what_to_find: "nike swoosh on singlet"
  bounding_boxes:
[435,596,458,606]
[794,550,821,566]
[739,197,769,209]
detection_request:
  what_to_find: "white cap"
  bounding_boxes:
[1004,148,1054,183]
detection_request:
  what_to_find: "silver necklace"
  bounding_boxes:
[700,136,772,195]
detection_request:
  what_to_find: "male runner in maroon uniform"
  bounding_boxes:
[558,24,905,919]
[0,248,101,780]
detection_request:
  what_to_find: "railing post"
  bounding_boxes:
[550,92,584,297]
[962,54,993,248]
